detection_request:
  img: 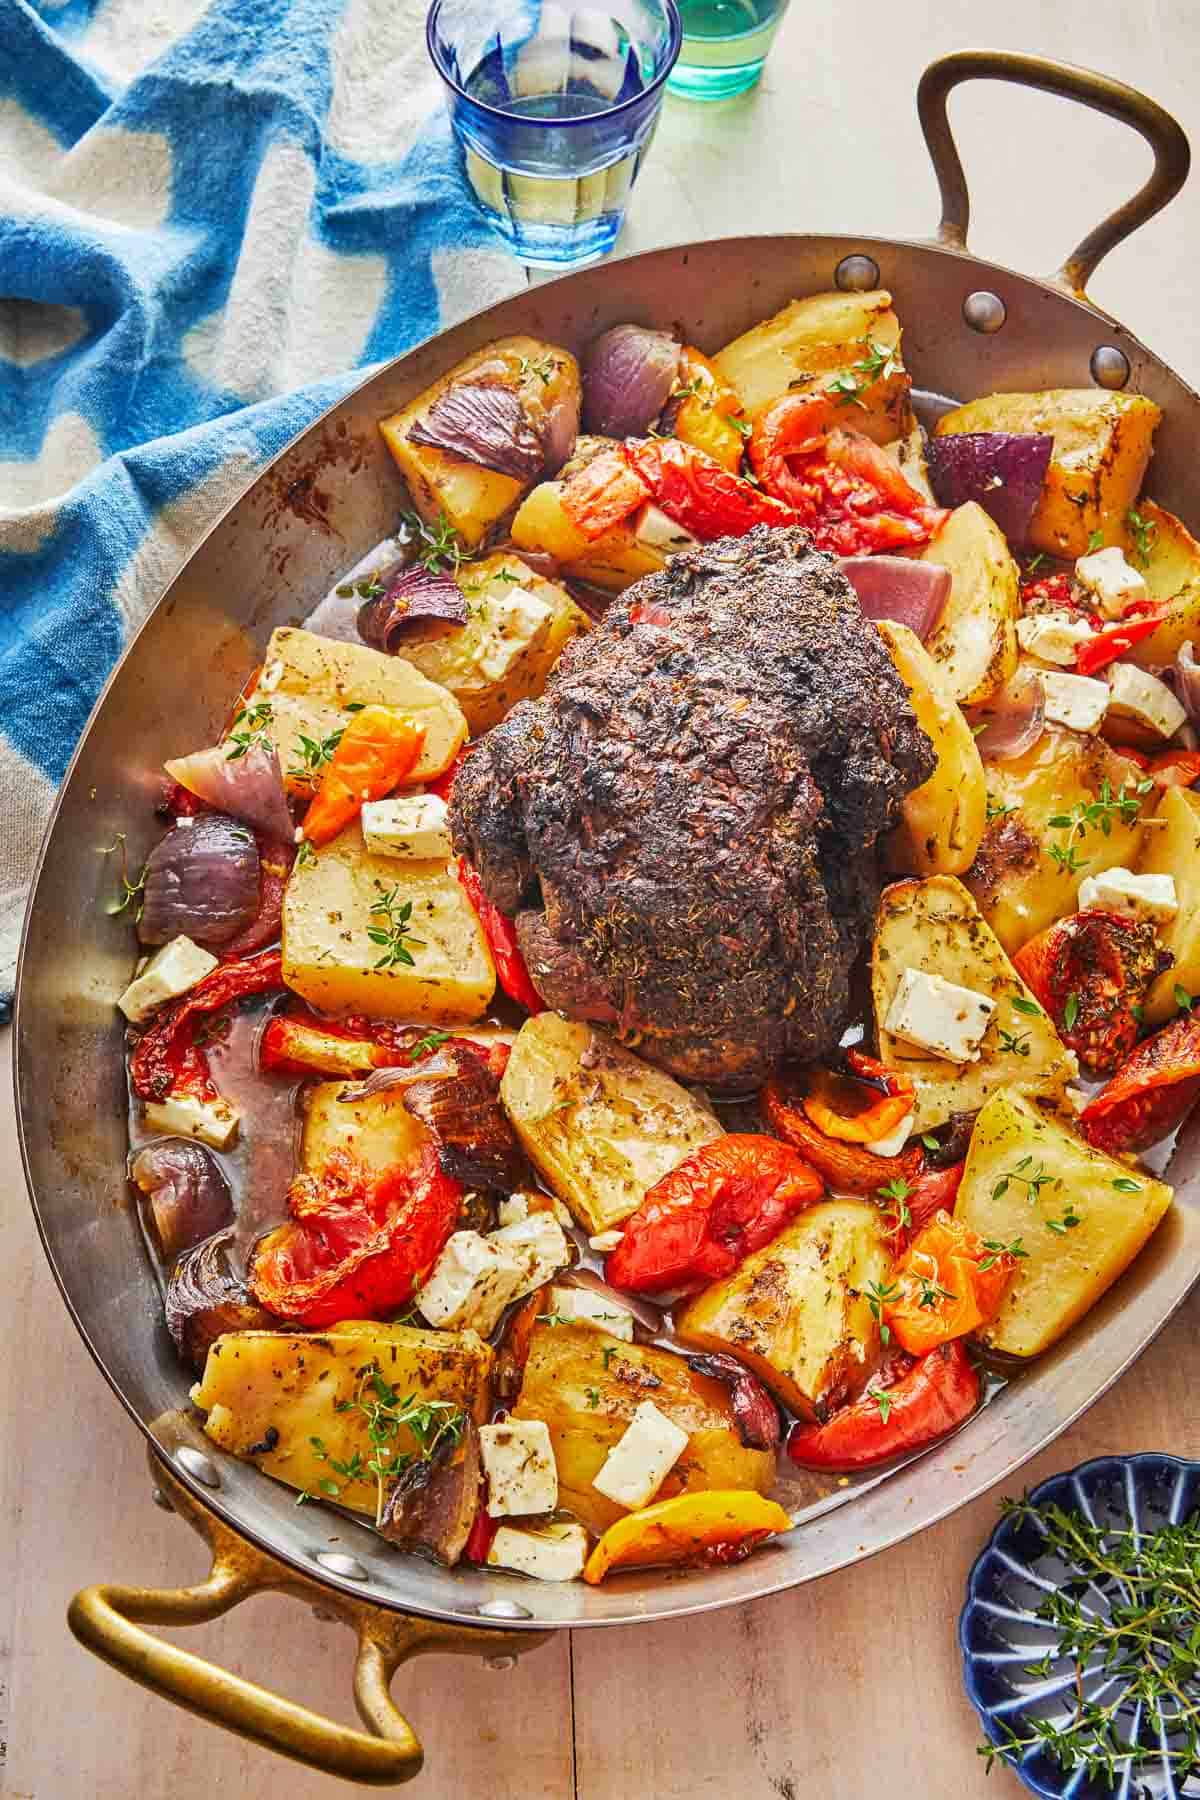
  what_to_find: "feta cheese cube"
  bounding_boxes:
[634,503,700,555]
[497,1193,530,1228]
[142,1090,239,1150]
[547,1284,634,1340]
[588,1229,625,1254]
[1077,866,1179,923]
[489,1214,570,1300]
[1106,663,1187,741]
[360,794,451,861]
[1040,670,1110,734]
[479,1418,558,1517]
[1015,610,1095,666]
[473,587,553,684]
[1075,545,1146,618]
[417,1231,527,1335]
[884,968,996,1064]
[864,1110,914,1158]
[118,935,219,1023]
[487,1521,588,1582]
[591,1401,688,1511]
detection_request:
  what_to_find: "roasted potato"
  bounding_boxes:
[964,731,1150,953]
[513,1323,774,1535]
[675,1200,890,1420]
[379,336,581,547]
[511,481,668,593]
[282,820,495,1021]
[194,1321,494,1514]
[712,289,910,442]
[1135,784,1200,1023]
[954,1090,1172,1357]
[499,1013,723,1233]
[301,1079,429,1176]
[919,503,1020,706]
[934,389,1161,560]
[877,621,986,877]
[245,626,467,795]
[872,875,1077,1133]
[885,421,936,503]
[1118,499,1200,667]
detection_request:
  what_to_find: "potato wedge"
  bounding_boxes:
[885,421,936,503]
[513,1323,774,1535]
[878,621,986,876]
[1135,784,1200,1023]
[194,1321,494,1514]
[919,503,1019,706]
[872,875,1077,1132]
[675,1200,890,1421]
[282,820,495,1021]
[246,626,467,795]
[1118,499,1200,668]
[954,1089,1172,1356]
[500,1013,722,1233]
[301,1079,429,1176]
[713,289,909,442]
[964,731,1151,953]
[511,481,667,593]
[935,389,1160,560]
[379,336,581,548]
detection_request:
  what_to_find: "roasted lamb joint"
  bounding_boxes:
[450,526,934,1086]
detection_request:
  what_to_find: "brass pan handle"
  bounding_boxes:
[917,50,1190,298]
[68,1450,549,1787]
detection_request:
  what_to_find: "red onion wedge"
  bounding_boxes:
[138,814,261,948]
[408,382,544,481]
[966,665,1046,760]
[357,568,468,652]
[582,324,682,439]
[927,432,1054,548]
[1171,641,1200,725]
[165,1228,273,1369]
[165,741,292,843]
[132,1140,232,1263]
[539,383,580,477]
[402,1044,527,1191]
[839,556,951,640]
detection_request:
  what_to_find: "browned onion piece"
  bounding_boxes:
[686,1351,782,1451]
[402,1045,527,1191]
[165,1229,274,1370]
[132,1140,232,1263]
[357,568,468,652]
[138,814,261,947]
[966,666,1046,760]
[582,324,681,438]
[568,1266,663,1334]
[165,741,293,843]
[491,539,561,580]
[540,382,580,476]
[838,556,951,641]
[408,382,543,480]
[336,1047,462,1103]
[380,1418,481,1566]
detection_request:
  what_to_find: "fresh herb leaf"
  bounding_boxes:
[287,727,344,789]
[870,1388,893,1424]
[367,884,422,970]
[101,832,149,922]
[1010,995,1042,1017]
[1086,528,1104,553]
[979,1236,1028,1272]
[226,700,275,762]
[997,1027,1032,1057]
[864,1278,902,1346]
[1063,991,1080,1032]
[1111,1176,1142,1193]
[1126,505,1158,567]
[399,508,474,575]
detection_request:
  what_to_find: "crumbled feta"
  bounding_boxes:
[1078,867,1179,923]
[634,503,700,555]
[547,1284,634,1340]
[479,1418,558,1517]
[1107,663,1187,741]
[884,968,996,1064]
[588,1229,625,1254]
[498,1192,573,1232]
[497,1193,530,1227]
[864,1110,915,1158]
[487,1521,588,1581]
[591,1401,688,1511]
[1040,670,1110,734]
[473,588,553,683]
[417,1231,527,1335]
[1015,610,1094,666]
[118,935,218,1023]
[1075,545,1147,618]
[489,1214,570,1300]
[143,1090,239,1151]
[360,793,451,861]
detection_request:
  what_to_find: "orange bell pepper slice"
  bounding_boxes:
[883,1210,1017,1356]
[582,1490,793,1584]
[801,1051,914,1145]
[559,447,650,541]
[669,347,750,474]
[761,1073,925,1194]
[301,705,424,846]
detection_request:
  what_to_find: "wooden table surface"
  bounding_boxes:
[5,5,1200,1796]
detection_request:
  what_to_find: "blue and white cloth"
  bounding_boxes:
[0,0,524,1018]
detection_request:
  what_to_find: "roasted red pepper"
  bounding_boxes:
[249,1145,460,1326]
[786,1340,979,1470]
[606,1135,823,1294]
[622,437,795,542]
[559,447,651,540]
[1074,613,1162,676]
[905,1161,966,1234]
[761,1072,925,1194]
[1081,1014,1200,1153]
[455,857,544,1014]
[800,1050,914,1146]
[883,1211,1016,1356]
[748,393,946,555]
[1014,910,1172,1075]
[130,947,284,1102]
[463,1504,498,1566]
[1147,750,1200,789]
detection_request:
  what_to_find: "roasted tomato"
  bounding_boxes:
[583,1491,793,1584]
[748,393,946,555]
[249,1146,460,1326]
[455,857,544,1014]
[606,1134,823,1294]
[1081,1014,1200,1154]
[800,1050,914,1146]
[882,1210,1016,1356]
[129,947,284,1102]
[623,436,794,541]
[1014,910,1172,1075]
[1074,614,1163,676]
[786,1340,979,1470]
[762,1071,925,1194]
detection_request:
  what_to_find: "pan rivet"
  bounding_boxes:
[151,1486,174,1512]
[176,1446,221,1489]
[487,1654,518,1671]
[963,291,1006,334]
[478,1598,533,1620]
[834,254,880,293]
[1091,344,1131,389]
[316,1551,369,1580]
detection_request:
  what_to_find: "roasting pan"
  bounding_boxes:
[14,50,1200,1785]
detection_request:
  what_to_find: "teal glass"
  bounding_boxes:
[666,0,789,101]
[428,0,682,268]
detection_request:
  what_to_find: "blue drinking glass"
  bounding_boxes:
[428,0,682,268]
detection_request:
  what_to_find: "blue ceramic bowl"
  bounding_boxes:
[960,1454,1200,1799]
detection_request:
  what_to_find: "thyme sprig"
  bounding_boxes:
[102,832,148,922]
[226,700,275,761]
[307,1365,466,1526]
[1047,778,1154,876]
[399,508,475,575]
[367,884,422,970]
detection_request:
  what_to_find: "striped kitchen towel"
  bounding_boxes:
[0,0,523,1020]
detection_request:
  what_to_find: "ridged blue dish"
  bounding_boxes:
[960,1454,1200,1799]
